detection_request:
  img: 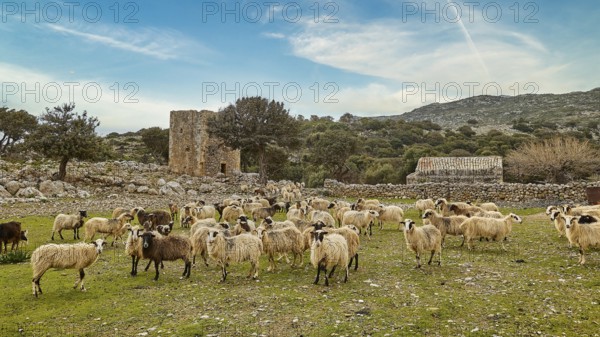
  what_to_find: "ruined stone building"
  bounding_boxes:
[169,110,240,177]
[406,156,503,184]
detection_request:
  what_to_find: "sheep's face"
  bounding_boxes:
[403,219,415,232]
[550,210,561,221]
[510,214,523,224]
[561,205,572,214]
[546,205,558,215]
[141,233,155,249]
[20,230,28,242]
[368,210,379,218]
[207,230,220,244]
[79,210,88,218]
[422,210,433,219]
[92,239,107,253]
[434,199,445,207]
[256,227,265,239]
[563,215,578,229]
[327,202,336,209]
[312,230,326,247]
[346,225,359,234]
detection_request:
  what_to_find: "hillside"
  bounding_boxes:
[392,87,600,130]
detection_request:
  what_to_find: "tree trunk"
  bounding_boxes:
[258,148,267,185]
[57,157,69,181]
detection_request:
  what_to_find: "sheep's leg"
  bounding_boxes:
[324,267,330,286]
[131,256,138,276]
[58,230,64,240]
[313,266,322,285]
[415,253,421,268]
[182,260,191,278]
[220,264,228,282]
[51,231,55,240]
[343,267,348,283]
[144,259,152,271]
[460,235,465,247]
[428,251,435,265]
[74,269,85,291]
[579,249,586,265]
[328,266,337,278]
[267,254,276,272]
[202,251,209,267]
[153,260,160,281]
[32,271,45,297]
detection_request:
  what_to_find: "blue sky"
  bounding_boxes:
[1,0,598,133]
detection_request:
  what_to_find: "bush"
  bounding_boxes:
[0,250,30,264]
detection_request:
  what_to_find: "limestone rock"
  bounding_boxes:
[126,184,136,193]
[39,180,65,197]
[15,187,44,198]
[5,181,21,195]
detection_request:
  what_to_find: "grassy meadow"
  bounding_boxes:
[1,203,599,336]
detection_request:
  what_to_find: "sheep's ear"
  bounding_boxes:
[102,241,107,246]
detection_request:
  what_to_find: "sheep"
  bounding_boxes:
[232,215,256,236]
[435,198,470,216]
[83,213,134,246]
[195,205,217,220]
[286,205,306,221]
[0,221,27,253]
[190,227,213,267]
[125,226,144,276]
[415,199,435,216]
[308,210,336,228]
[260,217,296,230]
[222,198,241,207]
[31,238,106,297]
[449,204,485,217]
[51,210,88,240]
[251,204,283,222]
[206,229,263,282]
[182,215,216,232]
[308,197,330,211]
[549,210,570,244]
[220,205,244,223]
[479,202,500,212]
[562,215,600,264]
[402,219,442,268]
[460,213,523,251]
[354,198,381,211]
[242,202,264,215]
[136,209,171,230]
[328,200,352,210]
[312,222,361,271]
[157,221,174,236]
[256,225,304,271]
[546,205,559,216]
[111,207,128,219]
[341,210,379,239]
[310,230,349,286]
[334,206,352,227]
[139,232,192,281]
[168,203,179,223]
[562,205,600,218]
[181,203,198,227]
[473,210,504,219]
[377,205,404,230]
[421,209,467,247]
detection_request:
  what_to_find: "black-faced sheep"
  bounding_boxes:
[206,229,263,282]
[310,230,349,286]
[31,238,106,297]
[403,219,442,268]
[139,232,192,281]
[51,210,87,240]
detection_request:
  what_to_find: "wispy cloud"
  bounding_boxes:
[46,24,208,61]
[263,32,286,39]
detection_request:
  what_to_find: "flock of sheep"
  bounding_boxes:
[20,181,600,297]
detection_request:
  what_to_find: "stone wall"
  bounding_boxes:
[324,179,600,205]
[169,110,240,177]
[407,156,503,184]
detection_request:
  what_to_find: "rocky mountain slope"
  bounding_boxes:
[379,87,600,130]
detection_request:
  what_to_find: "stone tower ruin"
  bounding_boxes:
[169,110,240,177]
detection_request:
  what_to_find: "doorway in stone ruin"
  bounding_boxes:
[221,163,226,174]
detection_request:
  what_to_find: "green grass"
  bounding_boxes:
[1,207,599,336]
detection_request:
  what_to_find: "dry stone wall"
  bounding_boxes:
[324,179,600,205]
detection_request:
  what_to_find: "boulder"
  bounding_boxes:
[187,189,198,197]
[199,184,213,193]
[126,184,136,193]
[15,187,44,198]
[39,180,65,197]
[77,190,91,198]
[4,181,21,195]
[157,178,166,186]
[147,188,159,195]
[160,181,185,195]
[137,186,149,194]
[0,185,12,198]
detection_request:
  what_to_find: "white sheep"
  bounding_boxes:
[31,238,106,297]
[315,222,361,271]
[562,214,600,264]
[341,210,379,239]
[195,205,216,220]
[310,230,349,286]
[460,213,523,251]
[124,226,143,276]
[479,202,500,212]
[256,225,304,271]
[260,217,296,230]
[562,205,600,218]
[51,210,87,240]
[402,219,442,268]
[308,210,336,228]
[415,199,435,216]
[421,209,467,247]
[549,210,567,238]
[435,198,470,216]
[354,198,381,211]
[206,229,263,282]
[308,197,330,211]
[222,205,245,224]
[83,213,134,246]
[377,205,404,230]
